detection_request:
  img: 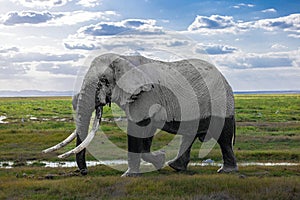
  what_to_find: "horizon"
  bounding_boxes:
[1,89,300,98]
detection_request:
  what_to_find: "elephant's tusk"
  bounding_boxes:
[42,130,77,153]
[58,113,101,159]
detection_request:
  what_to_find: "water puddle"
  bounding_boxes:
[102,117,127,122]
[0,160,298,169]
[0,116,8,124]
[190,162,300,167]
[0,160,127,169]
[0,116,126,124]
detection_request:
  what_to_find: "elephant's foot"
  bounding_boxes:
[121,152,141,177]
[168,158,188,172]
[152,152,166,170]
[168,161,186,171]
[121,170,141,177]
[76,151,88,175]
[79,168,88,176]
[74,168,88,176]
[217,165,238,173]
[168,149,191,172]
[142,151,166,170]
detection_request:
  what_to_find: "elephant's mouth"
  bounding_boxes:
[98,93,111,107]
[96,79,112,107]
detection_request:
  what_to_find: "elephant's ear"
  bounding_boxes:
[72,93,80,110]
[111,57,153,106]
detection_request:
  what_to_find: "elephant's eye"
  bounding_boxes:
[100,75,106,79]
[99,76,109,87]
[99,75,106,82]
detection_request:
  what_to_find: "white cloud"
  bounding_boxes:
[222,67,300,91]
[80,19,164,36]
[64,19,165,50]
[232,3,255,9]
[161,19,170,23]
[188,15,236,32]
[0,46,85,92]
[166,39,189,47]
[45,11,118,26]
[214,50,298,69]
[252,14,300,38]
[64,42,98,50]
[290,48,300,67]
[1,10,118,26]
[0,62,29,78]
[64,27,214,62]
[262,8,277,13]
[254,14,300,32]
[200,44,238,55]
[0,46,84,79]
[216,49,300,91]
[288,33,300,38]
[187,14,300,38]
[0,74,77,91]
[10,0,68,8]
[76,0,101,8]
[271,43,288,50]
[1,11,59,25]
[0,46,19,53]
[2,51,83,63]
[35,62,79,75]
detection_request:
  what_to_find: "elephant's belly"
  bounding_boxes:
[156,116,234,142]
[157,117,211,137]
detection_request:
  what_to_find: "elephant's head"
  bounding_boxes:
[43,53,154,173]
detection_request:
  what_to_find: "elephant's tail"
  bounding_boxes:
[232,116,236,146]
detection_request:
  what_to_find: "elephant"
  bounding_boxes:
[43,53,238,176]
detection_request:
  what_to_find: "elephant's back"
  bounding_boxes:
[168,59,234,118]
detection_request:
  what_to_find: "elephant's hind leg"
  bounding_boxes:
[168,135,197,171]
[217,116,238,173]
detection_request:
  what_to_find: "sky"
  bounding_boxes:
[0,0,299,92]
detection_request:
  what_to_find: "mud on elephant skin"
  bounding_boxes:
[43,53,238,175]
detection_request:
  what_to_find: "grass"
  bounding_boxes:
[235,94,300,122]
[0,94,299,199]
[0,165,299,199]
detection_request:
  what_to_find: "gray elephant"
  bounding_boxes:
[43,53,238,176]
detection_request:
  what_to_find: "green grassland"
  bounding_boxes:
[0,95,299,199]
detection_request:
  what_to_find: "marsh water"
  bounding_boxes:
[0,160,299,169]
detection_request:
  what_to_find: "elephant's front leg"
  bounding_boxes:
[75,135,88,175]
[122,135,151,177]
[122,120,165,177]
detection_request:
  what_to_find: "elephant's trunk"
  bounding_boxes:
[73,106,102,176]
[58,80,99,158]
[58,83,103,176]
[43,70,102,160]
[61,71,112,175]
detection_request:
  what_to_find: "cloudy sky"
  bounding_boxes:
[0,0,299,92]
